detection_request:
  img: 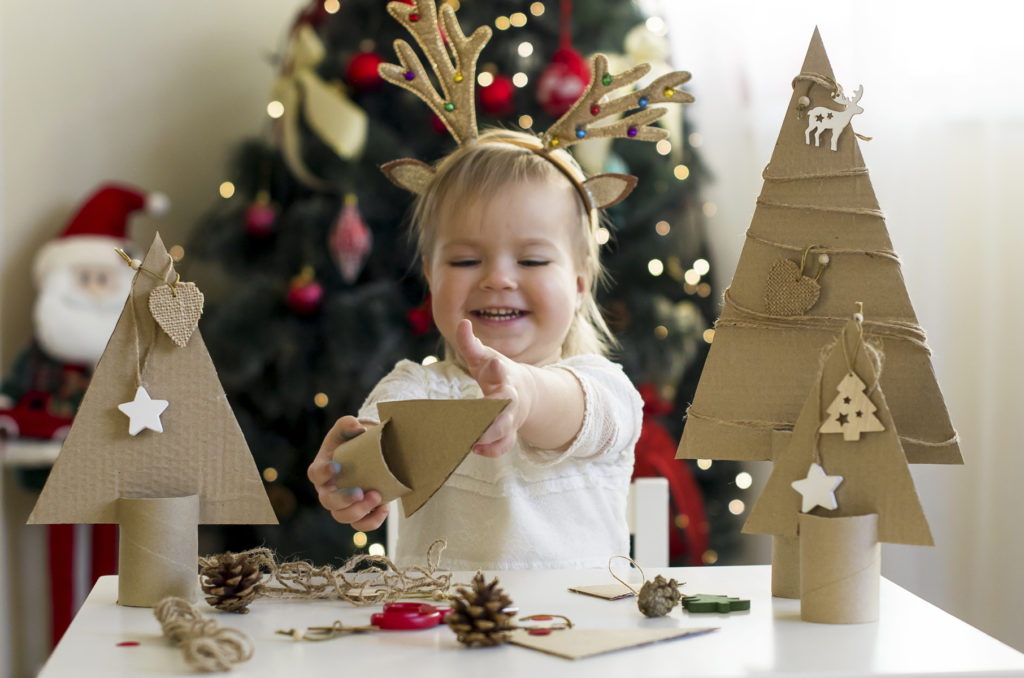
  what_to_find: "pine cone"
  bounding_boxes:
[200,552,262,614]
[637,574,681,617]
[445,572,516,647]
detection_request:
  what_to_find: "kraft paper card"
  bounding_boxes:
[568,583,637,600]
[676,28,960,467]
[332,398,508,517]
[29,234,277,526]
[799,513,880,624]
[743,315,933,547]
[508,627,718,660]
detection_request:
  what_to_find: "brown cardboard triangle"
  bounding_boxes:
[508,627,718,660]
[677,28,960,466]
[28,233,277,526]
[743,316,933,546]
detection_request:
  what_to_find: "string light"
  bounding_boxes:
[645,16,667,35]
[735,471,753,489]
[509,12,527,27]
[512,72,529,87]
[422,355,439,365]
[529,2,545,16]
[219,182,235,199]
[683,269,700,285]
[353,532,368,548]
[323,0,340,13]
[655,140,672,155]
[368,543,386,557]
[703,202,718,217]
[673,164,690,181]
[655,220,670,236]
[702,328,715,343]
[675,514,689,529]
[267,100,285,119]
[683,282,698,295]
[697,283,712,298]
[688,132,703,147]
[169,245,185,262]
[518,114,534,129]
[595,227,610,245]
[477,72,494,87]
[495,16,511,30]
[648,259,665,276]
[314,393,329,408]
[728,499,746,515]
[693,258,710,275]
[697,459,713,470]
[262,467,279,482]
[702,549,719,565]
[517,42,534,57]
[654,325,668,339]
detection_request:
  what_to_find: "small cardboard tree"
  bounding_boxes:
[744,310,932,623]
[675,28,959,594]
[28,234,277,607]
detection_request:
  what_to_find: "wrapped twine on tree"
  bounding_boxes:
[154,597,254,673]
[198,539,452,607]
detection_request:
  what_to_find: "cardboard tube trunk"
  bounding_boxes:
[799,513,879,624]
[771,535,800,598]
[117,495,199,607]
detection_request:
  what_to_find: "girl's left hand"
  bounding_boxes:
[454,319,529,457]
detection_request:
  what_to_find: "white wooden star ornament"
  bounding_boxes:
[791,462,843,512]
[117,386,169,436]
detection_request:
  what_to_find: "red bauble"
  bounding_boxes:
[536,47,591,117]
[430,113,448,135]
[287,267,324,315]
[346,52,384,92]
[244,196,278,238]
[478,74,515,117]
[407,296,433,336]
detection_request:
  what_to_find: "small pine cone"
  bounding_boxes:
[200,552,262,614]
[445,572,516,647]
[637,575,681,617]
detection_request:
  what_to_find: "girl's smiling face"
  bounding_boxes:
[425,179,585,366]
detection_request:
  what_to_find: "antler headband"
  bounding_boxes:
[377,0,694,212]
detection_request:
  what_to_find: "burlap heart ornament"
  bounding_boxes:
[149,283,204,347]
[764,259,820,316]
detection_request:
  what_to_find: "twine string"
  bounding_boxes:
[745,232,901,265]
[154,597,254,673]
[607,555,644,596]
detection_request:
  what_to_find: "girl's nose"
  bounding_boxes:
[480,261,517,290]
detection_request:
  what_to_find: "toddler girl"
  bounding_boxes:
[307,130,643,570]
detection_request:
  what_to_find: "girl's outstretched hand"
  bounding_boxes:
[455,319,531,457]
[308,415,390,530]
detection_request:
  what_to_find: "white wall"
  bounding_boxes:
[664,0,1024,654]
[0,3,305,676]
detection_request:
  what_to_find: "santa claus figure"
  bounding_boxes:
[0,184,168,436]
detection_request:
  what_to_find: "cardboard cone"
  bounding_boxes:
[117,495,199,607]
[771,535,800,598]
[799,513,879,623]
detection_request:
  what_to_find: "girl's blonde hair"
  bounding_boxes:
[411,129,617,358]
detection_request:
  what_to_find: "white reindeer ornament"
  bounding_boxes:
[804,85,863,151]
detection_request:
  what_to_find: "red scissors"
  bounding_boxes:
[371,602,452,630]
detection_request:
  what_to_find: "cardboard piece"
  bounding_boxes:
[676,28,960,467]
[770,536,800,599]
[743,315,933,547]
[799,513,880,624]
[568,583,636,601]
[117,495,199,607]
[28,233,277,526]
[508,627,717,660]
[332,398,508,518]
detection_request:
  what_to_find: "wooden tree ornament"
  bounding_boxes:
[28,234,277,607]
[743,311,932,622]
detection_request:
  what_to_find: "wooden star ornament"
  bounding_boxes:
[791,462,843,512]
[117,386,169,436]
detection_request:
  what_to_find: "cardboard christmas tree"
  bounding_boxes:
[744,309,932,623]
[29,234,277,607]
[676,28,959,593]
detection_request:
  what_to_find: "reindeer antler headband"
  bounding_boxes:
[377,0,694,213]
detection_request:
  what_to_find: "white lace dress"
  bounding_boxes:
[357,356,642,570]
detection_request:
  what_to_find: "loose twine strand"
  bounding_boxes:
[118,248,176,385]
[199,539,453,606]
[607,555,646,596]
[154,597,254,673]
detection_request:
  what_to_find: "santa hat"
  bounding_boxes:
[33,183,170,286]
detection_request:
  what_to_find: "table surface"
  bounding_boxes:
[38,565,1024,677]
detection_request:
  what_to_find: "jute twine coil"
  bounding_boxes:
[198,539,452,606]
[154,597,254,673]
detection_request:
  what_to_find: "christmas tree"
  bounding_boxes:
[184,0,732,565]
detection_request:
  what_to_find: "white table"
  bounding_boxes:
[38,565,1024,677]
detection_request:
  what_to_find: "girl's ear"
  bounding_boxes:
[575,275,586,309]
[583,173,639,209]
[381,158,435,194]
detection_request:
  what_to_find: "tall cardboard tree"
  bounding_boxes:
[675,28,960,587]
[29,234,277,607]
[744,311,932,622]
